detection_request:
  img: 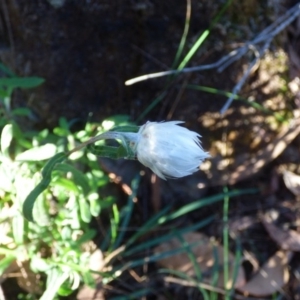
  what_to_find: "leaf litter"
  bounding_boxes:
[154,231,245,289]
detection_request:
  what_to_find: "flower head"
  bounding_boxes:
[132,121,210,180]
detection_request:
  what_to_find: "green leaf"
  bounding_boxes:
[16,143,57,161]
[23,180,50,223]
[0,164,14,191]
[1,123,13,156]
[76,229,96,245]
[11,107,31,116]
[59,117,70,131]
[31,256,51,273]
[40,268,69,300]
[53,117,70,137]
[88,193,101,217]
[57,282,73,296]
[88,144,128,159]
[23,152,67,222]
[99,196,116,209]
[3,96,11,110]
[53,177,80,193]
[11,122,27,145]
[110,125,140,133]
[68,205,81,229]
[61,226,72,241]
[54,163,90,195]
[57,272,80,296]
[0,77,45,89]
[79,197,91,223]
[0,255,15,276]
[106,114,130,122]
[82,271,96,287]
[33,195,50,226]
[41,152,67,178]
[101,115,135,131]
[0,88,8,98]
[12,212,24,244]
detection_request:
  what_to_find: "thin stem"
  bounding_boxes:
[223,185,230,299]
[172,0,191,69]
[67,131,138,156]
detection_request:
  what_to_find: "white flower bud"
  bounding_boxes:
[131,121,210,180]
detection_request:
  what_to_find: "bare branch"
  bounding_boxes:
[125,3,300,113]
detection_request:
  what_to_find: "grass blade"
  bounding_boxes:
[126,205,172,247]
[187,84,286,122]
[158,188,258,224]
[177,0,234,70]
[223,186,230,299]
[172,0,191,68]
[124,216,214,257]
[0,77,45,89]
[110,288,153,300]
[111,176,140,250]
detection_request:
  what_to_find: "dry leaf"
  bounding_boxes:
[154,232,245,289]
[262,216,300,251]
[0,257,18,285]
[237,250,292,296]
[77,282,104,300]
[16,261,42,294]
[283,170,300,196]
[77,247,105,300]
[88,249,104,271]
[206,116,300,186]
[229,216,258,234]
[1,259,42,294]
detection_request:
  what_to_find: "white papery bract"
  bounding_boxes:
[131,121,210,180]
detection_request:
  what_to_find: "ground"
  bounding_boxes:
[1,0,300,299]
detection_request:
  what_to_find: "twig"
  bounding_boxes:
[125,3,300,113]
[131,44,169,69]
[220,41,270,114]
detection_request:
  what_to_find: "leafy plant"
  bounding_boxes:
[0,68,137,298]
[1,114,138,298]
